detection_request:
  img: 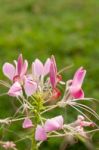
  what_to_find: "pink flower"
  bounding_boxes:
[35,125,47,141]
[69,67,86,99]
[24,77,37,96]
[22,118,33,129]
[3,141,16,149]
[3,54,28,82]
[44,115,64,132]
[32,58,51,77]
[8,82,22,97]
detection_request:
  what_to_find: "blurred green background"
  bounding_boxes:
[0,0,99,149]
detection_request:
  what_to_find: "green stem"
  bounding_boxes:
[31,128,38,150]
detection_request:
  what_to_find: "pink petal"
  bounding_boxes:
[51,55,57,74]
[72,67,86,88]
[17,54,23,75]
[20,60,28,77]
[44,115,64,132]
[35,125,47,141]
[22,118,33,129]
[3,63,16,80]
[70,88,84,99]
[24,78,37,96]
[50,62,56,88]
[43,58,51,76]
[33,59,44,76]
[8,82,22,97]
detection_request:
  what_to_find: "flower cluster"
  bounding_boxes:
[0,54,98,150]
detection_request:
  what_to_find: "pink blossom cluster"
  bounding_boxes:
[1,54,98,150]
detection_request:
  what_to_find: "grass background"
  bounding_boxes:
[0,0,99,149]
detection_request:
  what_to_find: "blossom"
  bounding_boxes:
[69,67,86,99]
[3,54,28,82]
[44,115,64,132]
[2,141,16,149]
[32,58,51,77]
[35,125,47,141]
[22,118,33,129]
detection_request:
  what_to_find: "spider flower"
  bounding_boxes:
[3,54,28,82]
[69,67,86,99]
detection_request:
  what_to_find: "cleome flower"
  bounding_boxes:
[1,54,98,150]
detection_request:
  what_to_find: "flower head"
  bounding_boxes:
[3,54,28,82]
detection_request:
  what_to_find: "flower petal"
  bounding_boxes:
[35,125,47,141]
[22,118,33,129]
[70,88,84,99]
[44,115,63,132]
[33,59,44,76]
[20,60,28,77]
[3,63,16,80]
[43,58,51,76]
[72,67,86,88]
[24,78,37,96]
[8,82,22,97]
[17,54,23,75]
[50,62,56,88]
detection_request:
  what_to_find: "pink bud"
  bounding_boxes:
[22,118,33,129]
[35,125,47,141]
[44,115,64,132]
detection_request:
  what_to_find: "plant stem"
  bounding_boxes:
[31,128,38,150]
